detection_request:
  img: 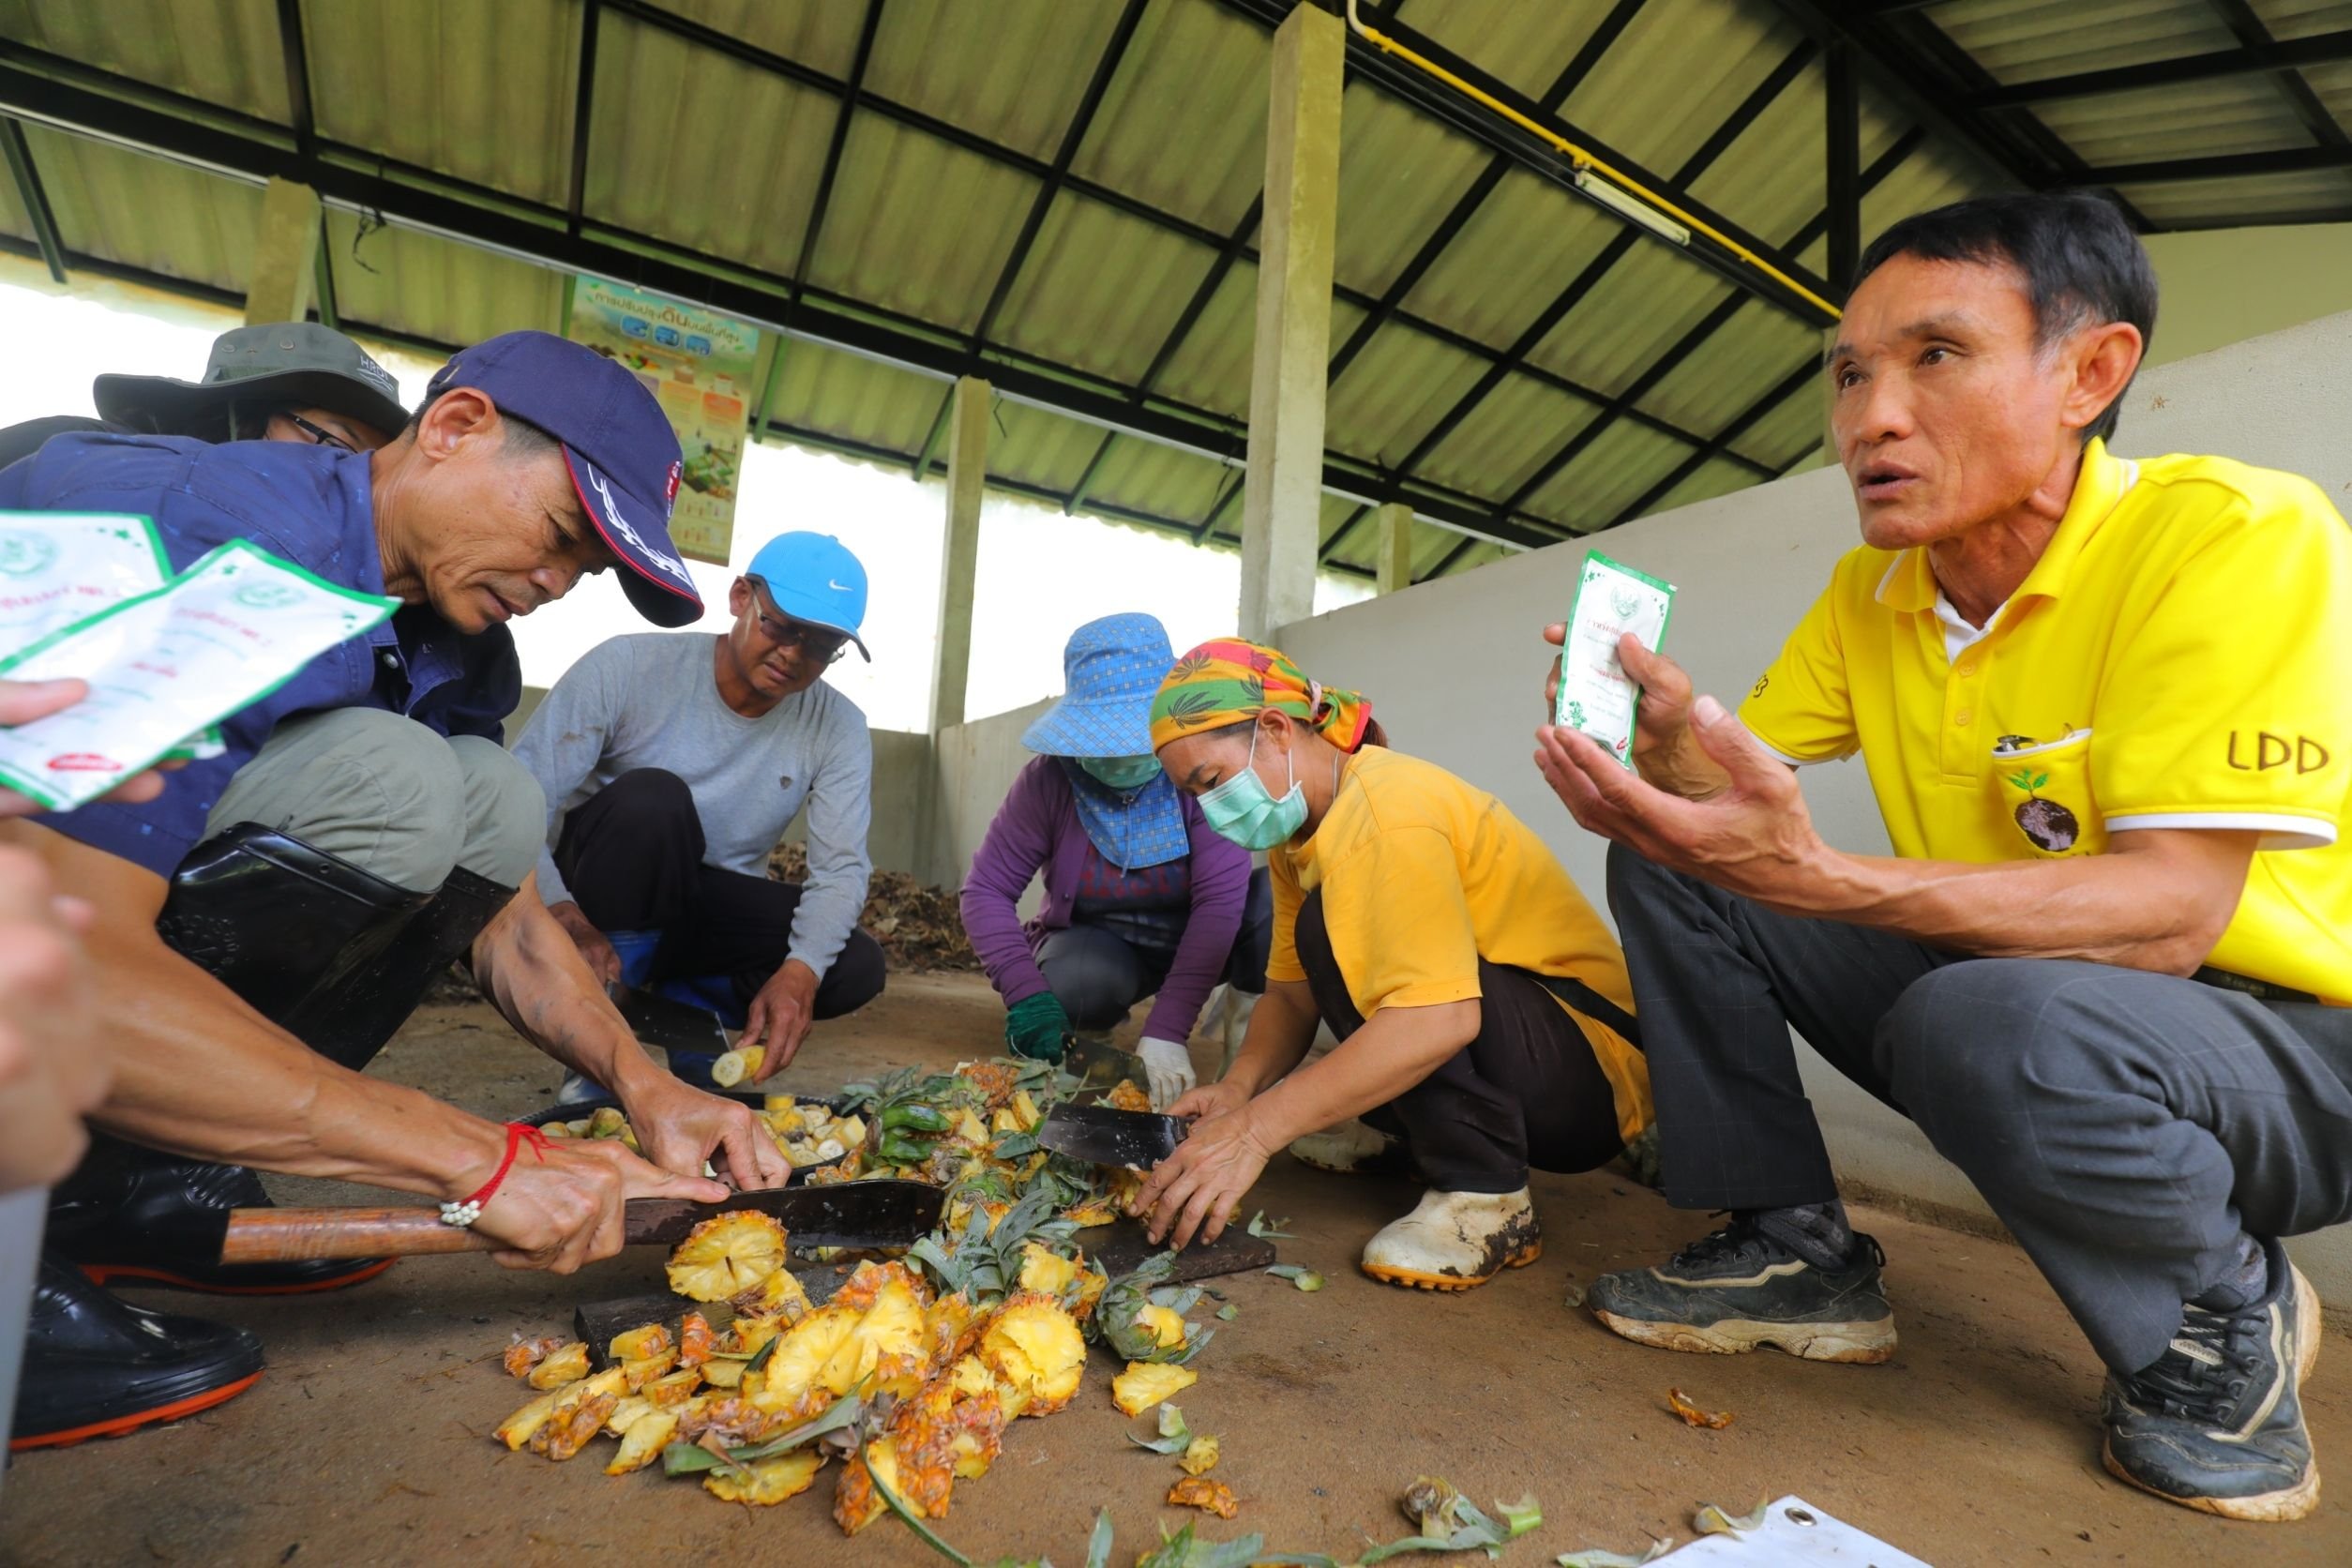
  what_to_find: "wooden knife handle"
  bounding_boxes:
[219,1206,499,1263]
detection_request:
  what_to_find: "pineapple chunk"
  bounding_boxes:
[1008,1090,1041,1131]
[732,1265,812,1325]
[1071,1263,1109,1321]
[980,1293,1086,1416]
[835,1114,867,1147]
[1180,1435,1221,1476]
[665,1210,789,1302]
[1112,1361,1198,1417]
[491,1387,567,1450]
[501,1334,566,1379]
[948,1354,994,1399]
[954,1108,989,1145]
[989,1107,1021,1137]
[533,1391,618,1461]
[525,1341,591,1390]
[1060,1196,1119,1229]
[704,1448,824,1506]
[643,1367,702,1407]
[621,1349,677,1391]
[679,1311,714,1367]
[701,1356,747,1390]
[752,1302,861,1413]
[832,1438,905,1533]
[764,1098,807,1133]
[1167,1475,1239,1519]
[1134,1303,1188,1349]
[607,1322,671,1363]
[722,1315,782,1359]
[602,1395,656,1437]
[605,1408,679,1475]
[1017,1242,1078,1298]
[1104,1079,1151,1112]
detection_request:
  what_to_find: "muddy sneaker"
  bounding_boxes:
[1586,1214,1896,1364]
[2102,1239,2322,1521]
[1360,1188,1541,1291]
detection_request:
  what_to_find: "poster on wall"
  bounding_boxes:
[565,277,761,566]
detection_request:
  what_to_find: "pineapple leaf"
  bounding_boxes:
[1085,1510,1117,1568]
[1245,1211,1296,1240]
[1128,1401,1192,1454]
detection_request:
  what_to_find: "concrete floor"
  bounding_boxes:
[6,971,2350,1566]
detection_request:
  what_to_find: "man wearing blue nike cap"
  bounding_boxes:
[517,530,886,1088]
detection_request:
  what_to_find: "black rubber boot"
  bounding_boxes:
[8,1256,264,1451]
[53,830,512,1295]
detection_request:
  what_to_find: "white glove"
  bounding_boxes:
[1137,1036,1197,1110]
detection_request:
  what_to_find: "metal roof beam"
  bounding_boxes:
[1969,28,2352,107]
[793,0,884,293]
[565,0,599,234]
[0,116,66,283]
[1366,38,1820,506]
[1605,357,1820,529]
[1221,0,1838,327]
[967,0,1147,349]
[0,59,1570,551]
[2084,143,2352,183]
[274,0,314,158]
[1825,40,1861,295]
[2197,0,2350,158]
[1496,127,1925,527]
[1323,0,1652,385]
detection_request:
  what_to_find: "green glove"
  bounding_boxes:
[1005,991,1072,1063]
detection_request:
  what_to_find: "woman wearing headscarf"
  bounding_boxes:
[959,615,1271,1109]
[1135,639,1651,1291]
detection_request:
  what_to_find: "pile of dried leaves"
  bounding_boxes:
[770,841,979,973]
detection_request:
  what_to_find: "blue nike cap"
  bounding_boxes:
[746,532,870,660]
[423,330,704,628]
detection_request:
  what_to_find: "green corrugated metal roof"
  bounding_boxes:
[0,0,2342,584]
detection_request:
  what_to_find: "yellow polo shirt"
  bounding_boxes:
[1741,439,2352,1003]
[1263,746,1652,1142]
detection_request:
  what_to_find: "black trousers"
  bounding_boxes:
[553,768,885,1018]
[1038,866,1275,1031]
[1294,889,1624,1193]
[1606,840,2352,1374]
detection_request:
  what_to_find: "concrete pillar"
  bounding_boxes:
[1373,503,1414,596]
[1237,1,1343,642]
[245,176,323,326]
[930,374,989,734]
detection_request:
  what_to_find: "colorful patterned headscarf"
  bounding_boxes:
[1148,638,1375,754]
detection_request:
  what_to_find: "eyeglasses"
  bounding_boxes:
[755,609,850,665]
[283,414,356,453]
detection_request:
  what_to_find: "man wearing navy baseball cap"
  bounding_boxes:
[0,331,789,1450]
[516,530,886,1093]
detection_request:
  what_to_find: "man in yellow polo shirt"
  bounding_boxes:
[1534,190,2351,1524]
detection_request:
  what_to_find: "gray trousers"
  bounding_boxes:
[206,708,543,893]
[1607,842,2352,1375]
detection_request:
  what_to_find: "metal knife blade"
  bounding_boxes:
[1035,1104,1185,1168]
[1061,1033,1146,1092]
[620,1180,943,1249]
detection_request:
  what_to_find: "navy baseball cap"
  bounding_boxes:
[423,330,704,627]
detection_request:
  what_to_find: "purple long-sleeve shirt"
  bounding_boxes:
[960,756,1249,1044]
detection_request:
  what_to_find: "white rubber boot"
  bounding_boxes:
[1360,1188,1542,1292]
[1288,1118,1400,1174]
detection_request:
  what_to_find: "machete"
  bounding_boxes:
[1035,1104,1186,1168]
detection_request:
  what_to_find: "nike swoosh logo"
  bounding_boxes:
[828,580,852,592]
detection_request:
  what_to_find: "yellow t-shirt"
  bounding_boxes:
[1741,439,2352,1003]
[1263,746,1651,1141]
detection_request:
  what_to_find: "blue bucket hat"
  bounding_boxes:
[1020,613,1175,758]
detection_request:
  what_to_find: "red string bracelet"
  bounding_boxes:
[439,1122,555,1229]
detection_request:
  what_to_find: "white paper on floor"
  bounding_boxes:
[1662,1496,1932,1565]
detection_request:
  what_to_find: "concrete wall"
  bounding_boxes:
[1270,308,2352,1295]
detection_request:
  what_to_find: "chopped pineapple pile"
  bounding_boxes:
[488,1055,1227,1534]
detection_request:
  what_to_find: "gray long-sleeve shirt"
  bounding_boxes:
[513,632,873,978]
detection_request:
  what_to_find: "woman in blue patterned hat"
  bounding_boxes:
[958,613,1270,1109]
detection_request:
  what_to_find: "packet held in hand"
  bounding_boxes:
[0,539,396,810]
[0,512,173,652]
[1556,550,1675,769]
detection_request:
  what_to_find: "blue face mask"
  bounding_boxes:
[1076,754,1161,792]
[1198,725,1306,851]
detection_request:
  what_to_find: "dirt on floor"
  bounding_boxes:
[6,971,2350,1567]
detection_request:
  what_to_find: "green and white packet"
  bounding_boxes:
[1556,549,1676,769]
[0,512,173,650]
[0,539,397,810]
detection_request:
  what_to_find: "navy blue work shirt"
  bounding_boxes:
[0,431,521,878]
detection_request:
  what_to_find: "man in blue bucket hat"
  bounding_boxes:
[959,613,1273,1108]
[516,530,885,1094]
